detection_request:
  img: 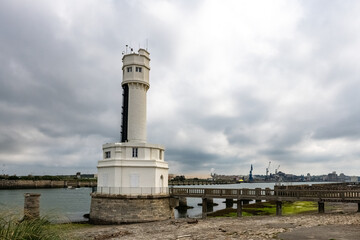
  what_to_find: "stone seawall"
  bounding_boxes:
[90,193,177,224]
[0,180,97,189]
[275,182,360,191]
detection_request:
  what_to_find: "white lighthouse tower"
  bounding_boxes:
[90,49,175,224]
[97,48,168,194]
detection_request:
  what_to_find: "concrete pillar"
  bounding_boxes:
[237,199,242,218]
[207,198,213,212]
[318,201,325,213]
[226,199,233,208]
[177,197,188,215]
[358,203,360,212]
[24,193,41,220]
[202,198,207,219]
[276,201,282,216]
[179,197,187,208]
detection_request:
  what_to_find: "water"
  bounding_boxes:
[0,188,91,222]
[0,182,326,221]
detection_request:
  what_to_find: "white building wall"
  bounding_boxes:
[127,83,147,142]
[97,142,168,195]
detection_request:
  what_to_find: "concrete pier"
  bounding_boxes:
[276,201,282,216]
[24,193,40,220]
[178,197,187,208]
[202,198,207,219]
[237,199,242,218]
[226,198,233,208]
[318,201,325,213]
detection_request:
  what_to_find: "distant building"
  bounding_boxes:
[327,171,338,182]
[350,176,359,182]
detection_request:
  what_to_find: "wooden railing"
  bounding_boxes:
[169,187,360,202]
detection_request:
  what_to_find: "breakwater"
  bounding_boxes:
[0,180,97,189]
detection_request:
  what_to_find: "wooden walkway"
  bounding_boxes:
[170,187,360,202]
[169,187,360,218]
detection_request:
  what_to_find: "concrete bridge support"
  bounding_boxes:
[237,199,242,218]
[276,201,282,216]
[255,188,261,203]
[226,198,233,208]
[178,197,187,208]
[207,198,214,207]
[318,201,325,213]
[202,198,207,219]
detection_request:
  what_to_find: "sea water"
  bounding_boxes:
[0,182,325,221]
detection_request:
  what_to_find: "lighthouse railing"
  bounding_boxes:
[96,187,169,196]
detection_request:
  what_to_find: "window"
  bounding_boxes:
[159,150,162,160]
[127,67,132,72]
[132,147,138,158]
[136,67,142,72]
[105,151,111,159]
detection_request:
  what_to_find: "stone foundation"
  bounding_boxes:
[90,193,176,224]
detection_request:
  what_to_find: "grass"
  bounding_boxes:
[209,201,318,217]
[0,210,87,240]
[0,217,63,240]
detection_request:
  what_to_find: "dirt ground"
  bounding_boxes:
[69,203,360,240]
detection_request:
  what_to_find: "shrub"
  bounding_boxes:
[0,216,63,240]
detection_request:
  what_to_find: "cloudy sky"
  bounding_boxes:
[0,0,359,177]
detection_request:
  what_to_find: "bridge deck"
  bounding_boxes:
[169,187,360,203]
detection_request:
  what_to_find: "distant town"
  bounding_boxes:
[1,170,358,184]
[169,170,360,184]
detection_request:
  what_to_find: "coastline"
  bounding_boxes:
[67,202,360,239]
[0,179,96,189]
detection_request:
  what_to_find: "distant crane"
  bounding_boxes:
[275,165,280,174]
[265,161,271,180]
[210,168,217,181]
[249,164,254,182]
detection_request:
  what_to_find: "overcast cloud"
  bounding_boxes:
[0,0,359,177]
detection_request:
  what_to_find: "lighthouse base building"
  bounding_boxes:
[89,142,176,224]
[89,49,177,224]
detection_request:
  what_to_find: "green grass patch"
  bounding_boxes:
[282,201,317,215]
[208,201,318,217]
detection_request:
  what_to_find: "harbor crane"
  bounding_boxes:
[275,165,280,174]
[265,161,271,179]
[249,164,254,182]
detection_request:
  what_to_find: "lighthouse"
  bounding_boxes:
[90,49,175,224]
[121,48,150,143]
